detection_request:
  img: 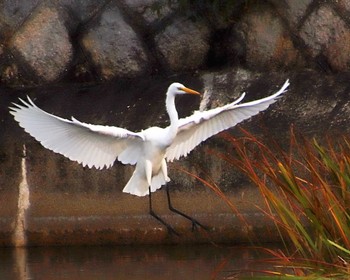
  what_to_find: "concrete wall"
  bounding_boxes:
[2,70,349,246]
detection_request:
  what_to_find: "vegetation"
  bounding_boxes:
[207,128,350,278]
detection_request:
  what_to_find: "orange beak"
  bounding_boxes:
[181,87,201,95]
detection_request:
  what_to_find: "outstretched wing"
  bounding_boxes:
[166,79,289,161]
[10,97,144,169]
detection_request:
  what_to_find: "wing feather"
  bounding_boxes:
[10,96,144,169]
[166,79,289,161]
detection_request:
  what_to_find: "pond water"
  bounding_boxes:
[0,244,274,279]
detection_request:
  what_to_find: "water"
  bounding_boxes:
[0,244,270,279]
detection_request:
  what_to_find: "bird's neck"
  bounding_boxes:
[166,94,179,136]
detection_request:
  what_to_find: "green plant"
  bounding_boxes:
[209,128,350,277]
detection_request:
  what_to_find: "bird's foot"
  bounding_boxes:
[166,225,180,236]
[149,209,180,236]
[168,206,209,232]
[165,186,209,232]
[190,219,210,232]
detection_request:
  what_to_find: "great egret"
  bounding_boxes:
[10,80,289,233]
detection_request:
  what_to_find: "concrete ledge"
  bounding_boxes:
[1,70,349,246]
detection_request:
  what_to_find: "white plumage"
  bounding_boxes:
[10,80,289,196]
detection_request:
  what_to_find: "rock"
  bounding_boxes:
[10,6,73,83]
[334,0,350,22]
[154,18,210,71]
[121,0,177,26]
[268,0,313,29]
[200,68,256,109]
[299,4,350,71]
[299,5,348,57]
[2,0,350,85]
[325,32,350,71]
[235,5,303,70]
[0,0,41,32]
[80,3,149,80]
[58,0,109,23]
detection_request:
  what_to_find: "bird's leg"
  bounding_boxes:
[148,187,179,236]
[145,160,153,186]
[166,185,209,231]
[161,159,170,182]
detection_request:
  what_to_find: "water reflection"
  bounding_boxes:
[0,244,267,279]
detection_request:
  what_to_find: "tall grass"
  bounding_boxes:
[210,127,350,277]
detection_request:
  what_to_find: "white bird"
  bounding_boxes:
[10,80,289,198]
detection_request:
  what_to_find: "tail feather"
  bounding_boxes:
[123,169,149,196]
[123,170,170,197]
[123,158,171,196]
[150,172,169,193]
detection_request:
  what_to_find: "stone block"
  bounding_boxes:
[10,6,73,83]
[80,3,149,80]
[269,0,313,29]
[335,0,350,21]
[121,0,177,26]
[235,5,303,70]
[155,18,210,71]
[325,32,350,71]
[58,0,108,23]
[0,0,41,31]
[300,5,348,57]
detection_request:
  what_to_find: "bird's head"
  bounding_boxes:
[168,82,201,96]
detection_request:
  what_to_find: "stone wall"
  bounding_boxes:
[1,0,350,85]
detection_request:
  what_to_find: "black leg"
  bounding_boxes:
[166,185,209,231]
[148,187,179,236]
